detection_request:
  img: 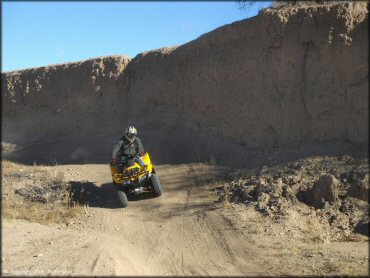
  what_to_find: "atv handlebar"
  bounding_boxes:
[117,152,147,161]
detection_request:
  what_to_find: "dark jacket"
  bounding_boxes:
[111,136,144,159]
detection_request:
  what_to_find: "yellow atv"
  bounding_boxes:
[110,152,163,207]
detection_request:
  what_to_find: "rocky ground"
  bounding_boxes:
[214,154,369,242]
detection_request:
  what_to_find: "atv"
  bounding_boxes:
[110,152,163,207]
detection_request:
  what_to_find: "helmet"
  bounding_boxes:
[125,126,137,142]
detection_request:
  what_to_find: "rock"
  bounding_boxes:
[347,171,366,184]
[243,186,255,199]
[292,174,301,184]
[340,199,351,213]
[276,178,284,186]
[257,193,270,210]
[232,186,246,202]
[34,253,44,257]
[272,183,284,197]
[269,196,281,207]
[348,174,369,201]
[252,185,263,197]
[258,178,267,186]
[291,184,302,194]
[355,221,369,237]
[330,213,350,230]
[305,174,339,209]
[283,175,298,185]
[307,170,314,176]
[282,185,293,197]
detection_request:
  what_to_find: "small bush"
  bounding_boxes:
[2,161,83,224]
[271,1,340,9]
[15,171,68,204]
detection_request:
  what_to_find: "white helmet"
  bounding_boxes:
[125,126,137,142]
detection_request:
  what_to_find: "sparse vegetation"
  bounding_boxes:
[237,0,341,11]
[2,160,84,224]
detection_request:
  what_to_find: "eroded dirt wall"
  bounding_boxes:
[121,2,368,148]
[2,2,368,164]
[2,56,131,142]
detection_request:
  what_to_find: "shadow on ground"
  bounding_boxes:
[69,181,158,209]
[2,137,368,171]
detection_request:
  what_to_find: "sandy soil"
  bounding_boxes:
[2,162,368,276]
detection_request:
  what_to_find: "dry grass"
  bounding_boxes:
[322,260,368,276]
[271,1,340,9]
[2,201,82,224]
[2,160,84,224]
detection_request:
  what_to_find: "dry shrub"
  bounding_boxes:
[2,160,84,224]
[15,171,67,204]
[271,1,339,9]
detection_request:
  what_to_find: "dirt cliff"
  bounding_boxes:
[2,2,368,164]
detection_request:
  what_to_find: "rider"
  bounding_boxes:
[111,126,146,173]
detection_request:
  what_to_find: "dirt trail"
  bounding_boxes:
[2,163,266,276]
[3,162,368,276]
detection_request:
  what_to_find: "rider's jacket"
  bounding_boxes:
[111,136,144,159]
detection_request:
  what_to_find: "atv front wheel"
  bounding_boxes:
[150,173,163,197]
[117,189,128,208]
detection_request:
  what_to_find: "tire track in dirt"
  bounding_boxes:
[3,163,264,276]
[183,164,224,274]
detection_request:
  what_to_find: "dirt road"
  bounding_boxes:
[3,161,369,276]
[3,163,273,276]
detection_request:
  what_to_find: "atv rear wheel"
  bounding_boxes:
[117,189,128,208]
[150,173,163,197]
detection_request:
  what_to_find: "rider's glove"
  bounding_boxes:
[111,158,118,164]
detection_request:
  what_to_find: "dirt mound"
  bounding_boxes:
[1,2,368,165]
[217,155,369,240]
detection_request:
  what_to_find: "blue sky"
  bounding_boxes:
[2,1,272,72]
